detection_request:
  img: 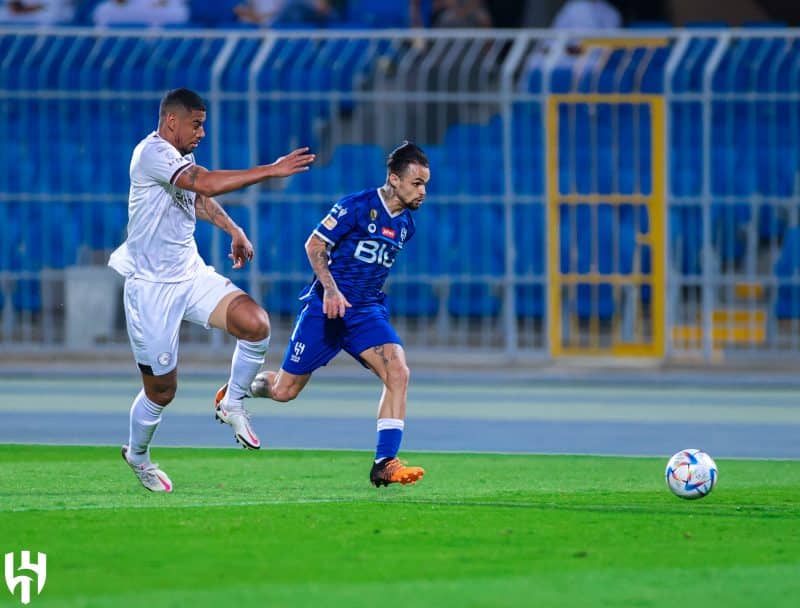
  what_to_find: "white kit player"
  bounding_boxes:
[109,88,315,492]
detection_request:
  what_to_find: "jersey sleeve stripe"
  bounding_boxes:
[312,229,335,246]
[170,162,195,185]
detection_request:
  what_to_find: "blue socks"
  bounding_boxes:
[375,418,405,463]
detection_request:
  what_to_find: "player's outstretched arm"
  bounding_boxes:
[306,234,352,319]
[196,195,253,269]
[175,147,315,197]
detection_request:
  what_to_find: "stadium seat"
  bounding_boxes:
[346,1,410,28]
[558,203,641,321]
[445,204,504,317]
[260,280,308,317]
[195,220,214,265]
[712,203,750,266]
[516,284,545,319]
[12,279,42,314]
[774,226,800,319]
[669,206,703,276]
[330,144,387,189]
[386,283,439,318]
[189,0,239,27]
[447,283,502,318]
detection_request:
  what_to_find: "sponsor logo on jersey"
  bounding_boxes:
[381,227,396,239]
[354,239,396,268]
[337,207,348,218]
[370,209,378,221]
[367,223,376,233]
[400,227,407,242]
[321,214,338,230]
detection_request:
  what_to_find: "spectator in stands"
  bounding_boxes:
[431,0,491,28]
[233,0,285,26]
[0,0,74,24]
[551,0,622,30]
[409,0,433,28]
[92,0,189,27]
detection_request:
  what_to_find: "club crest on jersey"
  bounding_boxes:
[290,342,305,363]
[322,214,338,230]
[337,207,348,218]
[370,209,378,221]
[400,227,407,242]
[172,189,193,215]
[381,227,396,239]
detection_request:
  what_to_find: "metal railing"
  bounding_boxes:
[1,27,799,363]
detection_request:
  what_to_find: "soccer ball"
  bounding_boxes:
[665,449,718,500]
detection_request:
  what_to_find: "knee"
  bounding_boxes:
[146,384,176,407]
[386,362,410,391]
[242,307,270,342]
[230,300,270,342]
[250,307,270,341]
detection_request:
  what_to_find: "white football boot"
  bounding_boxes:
[214,384,261,450]
[121,445,173,492]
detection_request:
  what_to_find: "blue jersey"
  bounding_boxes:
[300,188,416,306]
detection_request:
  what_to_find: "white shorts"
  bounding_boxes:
[123,265,242,375]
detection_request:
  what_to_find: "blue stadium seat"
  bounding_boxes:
[669,205,703,275]
[13,280,42,314]
[558,204,641,321]
[330,144,387,189]
[195,220,214,264]
[712,203,750,266]
[516,285,544,318]
[774,226,800,319]
[445,204,504,317]
[512,104,543,195]
[448,283,502,318]
[189,0,240,27]
[346,1,410,28]
[513,202,545,318]
[386,283,439,318]
[398,204,449,278]
[80,202,128,251]
[514,204,545,276]
[0,203,16,272]
[256,201,330,275]
[260,280,308,317]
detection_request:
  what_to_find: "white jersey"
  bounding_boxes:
[109,132,203,283]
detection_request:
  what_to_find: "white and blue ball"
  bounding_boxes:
[665,449,718,500]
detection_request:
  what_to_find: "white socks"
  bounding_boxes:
[128,389,164,464]
[225,336,270,404]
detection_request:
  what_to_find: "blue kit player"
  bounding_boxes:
[251,141,429,487]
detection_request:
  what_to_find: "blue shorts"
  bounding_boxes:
[280,296,402,375]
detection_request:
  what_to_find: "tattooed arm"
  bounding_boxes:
[195,194,238,233]
[305,233,351,318]
[196,194,253,269]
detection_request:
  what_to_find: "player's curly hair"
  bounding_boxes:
[159,88,206,120]
[387,141,429,176]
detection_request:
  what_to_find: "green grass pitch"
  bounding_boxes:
[1,445,798,607]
